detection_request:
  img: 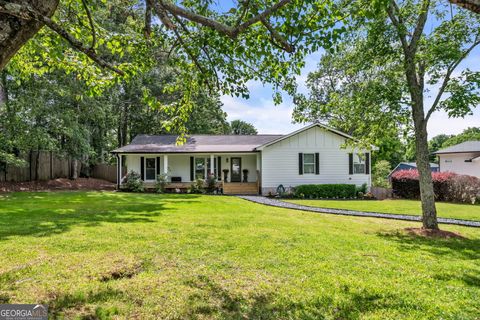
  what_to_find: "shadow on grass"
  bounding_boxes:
[378,230,480,290]
[184,275,418,320]
[0,192,201,240]
[377,230,480,261]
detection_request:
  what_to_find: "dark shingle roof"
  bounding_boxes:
[112,134,284,153]
[402,162,439,168]
[433,141,480,154]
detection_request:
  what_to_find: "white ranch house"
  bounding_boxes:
[112,123,372,195]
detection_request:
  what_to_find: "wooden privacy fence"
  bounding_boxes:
[0,151,121,183]
[91,163,125,183]
[370,187,393,200]
[0,151,71,182]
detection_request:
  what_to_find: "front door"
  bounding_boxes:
[145,158,156,181]
[231,157,241,182]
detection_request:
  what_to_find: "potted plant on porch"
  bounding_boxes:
[242,169,249,182]
[222,169,229,182]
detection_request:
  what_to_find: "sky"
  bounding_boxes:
[220,45,480,138]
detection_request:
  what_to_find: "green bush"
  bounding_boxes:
[294,184,356,199]
[155,173,168,193]
[356,183,367,196]
[205,174,217,193]
[122,171,144,192]
[372,160,392,188]
[189,178,205,194]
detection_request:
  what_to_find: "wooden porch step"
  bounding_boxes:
[223,182,258,195]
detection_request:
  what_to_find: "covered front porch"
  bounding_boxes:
[117,153,261,195]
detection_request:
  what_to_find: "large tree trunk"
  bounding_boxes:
[71,159,78,180]
[0,70,6,105]
[0,0,59,70]
[411,92,439,230]
[403,47,439,230]
[121,104,128,146]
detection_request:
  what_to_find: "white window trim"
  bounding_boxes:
[144,157,157,181]
[303,153,315,174]
[353,153,366,174]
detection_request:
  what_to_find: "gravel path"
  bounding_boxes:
[237,196,480,228]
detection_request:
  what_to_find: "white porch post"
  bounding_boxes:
[210,154,214,176]
[118,154,122,185]
[116,155,120,187]
[163,154,168,174]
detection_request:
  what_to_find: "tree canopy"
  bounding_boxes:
[440,127,480,148]
[294,0,480,229]
[228,120,258,135]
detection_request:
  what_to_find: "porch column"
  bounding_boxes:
[163,154,168,174]
[119,154,122,183]
[116,155,120,188]
[210,154,214,176]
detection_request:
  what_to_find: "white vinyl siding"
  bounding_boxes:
[439,153,480,178]
[261,126,370,188]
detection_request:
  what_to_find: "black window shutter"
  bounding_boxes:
[217,156,221,178]
[365,153,370,174]
[190,156,194,181]
[315,153,320,175]
[156,157,160,175]
[348,153,353,175]
[140,156,145,180]
[298,153,303,175]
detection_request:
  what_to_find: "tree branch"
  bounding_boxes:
[409,0,430,53]
[386,1,409,54]
[144,0,152,37]
[155,0,293,40]
[0,1,124,75]
[449,0,480,14]
[425,36,480,122]
[80,0,96,49]
[169,11,219,89]
[261,17,295,53]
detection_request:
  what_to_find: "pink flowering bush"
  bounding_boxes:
[446,174,480,204]
[391,169,479,203]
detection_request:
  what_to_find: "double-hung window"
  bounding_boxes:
[195,157,218,179]
[303,153,315,174]
[353,153,366,174]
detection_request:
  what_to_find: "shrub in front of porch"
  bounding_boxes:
[294,184,356,199]
[205,174,217,193]
[189,179,205,194]
[155,174,168,193]
[122,171,145,193]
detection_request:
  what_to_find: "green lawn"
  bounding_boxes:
[285,199,480,221]
[0,192,479,319]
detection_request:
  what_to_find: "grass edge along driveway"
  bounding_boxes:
[284,199,480,221]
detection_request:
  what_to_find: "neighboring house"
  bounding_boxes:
[433,141,480,178]
[112,123,373,195]
[388,162,439,180]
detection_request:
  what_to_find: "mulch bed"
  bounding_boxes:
[404,227,465,239]
[0,178,116,193]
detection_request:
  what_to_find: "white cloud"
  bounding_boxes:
[428,111,480,137]
[221,95,304,134]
